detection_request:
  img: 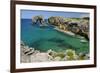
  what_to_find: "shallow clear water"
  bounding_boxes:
[21,19,89,53]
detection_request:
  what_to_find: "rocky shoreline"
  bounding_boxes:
[21,41,89,63]
[54,27,75,36]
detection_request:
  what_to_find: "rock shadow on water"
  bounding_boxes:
[48,38,64,43]
[58,42,75,49]
[32,22,55,29]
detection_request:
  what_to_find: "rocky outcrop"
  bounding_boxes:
[21,41,89,62]
[48,16,65,26]
[32,15,44,24]
[21,41,51,63]
[48,17,89,40]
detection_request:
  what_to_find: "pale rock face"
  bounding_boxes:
[48,55,54,60]
[21,46,50,62]
[84,54,90,60]
[21,47,31,63]
[21,54,31,63]
[21,44,35,62]
[30,53,50,62]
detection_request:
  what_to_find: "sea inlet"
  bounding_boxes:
[21,19,89,53]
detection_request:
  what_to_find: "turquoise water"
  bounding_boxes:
[21,19,89,53]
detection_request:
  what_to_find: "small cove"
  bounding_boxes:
[21,19,89,53]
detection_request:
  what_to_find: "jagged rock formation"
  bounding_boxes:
[32,15,44,24]
[48,16,65,26]
[21,43,89,62]
[21,41,51,63]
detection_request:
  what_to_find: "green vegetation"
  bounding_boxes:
[47,49,89,61]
